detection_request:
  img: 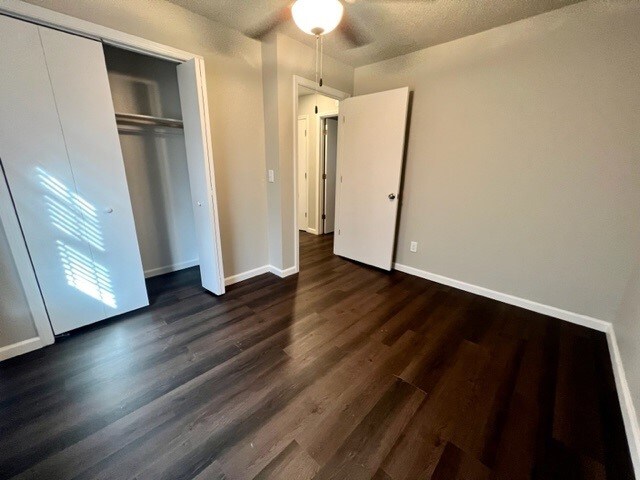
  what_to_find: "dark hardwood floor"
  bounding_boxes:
[0,232,633,479]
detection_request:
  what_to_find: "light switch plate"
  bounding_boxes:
[268,170,275,183]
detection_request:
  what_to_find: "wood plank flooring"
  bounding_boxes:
[0,232,633,479]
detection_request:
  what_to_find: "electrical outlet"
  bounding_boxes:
[410,241,418,253]
[267,170,275,183]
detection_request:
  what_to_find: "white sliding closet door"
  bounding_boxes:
[0,15,148,334]
[39,28,148,326]
[0,15,104,331]
[176,59,225,295]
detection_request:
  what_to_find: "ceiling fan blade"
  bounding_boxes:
[337,11,371,48]
[246,6,292,40]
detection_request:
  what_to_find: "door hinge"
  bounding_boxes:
[305,212,307,217]
[322,214,326,220]
[322,173,327,180]
[304,172,307,179]
[338,229,341,235]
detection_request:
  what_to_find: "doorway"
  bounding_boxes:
[294,81,344,271]
[291,75,350,272]
[293,77,410,275]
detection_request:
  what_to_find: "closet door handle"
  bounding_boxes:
[105,207,114,214]
[196,201,202,207]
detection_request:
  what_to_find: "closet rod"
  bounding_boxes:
[115,112,183,129]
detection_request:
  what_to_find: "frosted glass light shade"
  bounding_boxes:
[291,0,344,36]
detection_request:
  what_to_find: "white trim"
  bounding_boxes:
[269,265,298,278]
[0,163,55,357]
[224,265,270,286]
[393,262,610,332]
[0,0,197,62]
[306,227,318,235]
[606,326,640,477]
[0,337,47,362]
[144,259,199,278]
[292,75,350,274]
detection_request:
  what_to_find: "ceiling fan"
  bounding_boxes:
[249,0,407,112]
[247,0,372,48]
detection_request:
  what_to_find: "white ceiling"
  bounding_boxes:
[166,0,584,67]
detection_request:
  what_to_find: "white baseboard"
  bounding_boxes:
[223,264,299,286]
[394,261,640,473]
[606,326,640,477]
[144,259,199,278]
[393,263,610,332]
[269,265,298,278]
[307,228,318,235]
[224,265,270,286]
[0,337,46,362]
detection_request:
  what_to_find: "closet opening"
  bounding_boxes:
[103,46,200,289]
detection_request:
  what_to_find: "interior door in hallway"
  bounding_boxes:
[334,87,409,270]
[323,117,338,234]
[297,115,309,231]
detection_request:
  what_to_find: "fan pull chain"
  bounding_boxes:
[319,35,324,88]
[315,34,319,114]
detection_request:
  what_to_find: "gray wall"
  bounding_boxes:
[104,46,198,277]
[24,0,270,278]
[0,219,37,348]
[354,0,640,323]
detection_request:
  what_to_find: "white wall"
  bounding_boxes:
[22,0,270,278]
[298,93,340,233]
[263,34,354,270]
[354,0,640,323]
[104,46,198,277]
[0,219,37,348]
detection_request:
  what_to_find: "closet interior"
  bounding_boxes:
[104,46,199,280]
[0,13,224,342]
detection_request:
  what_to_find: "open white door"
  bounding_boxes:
[334,87,409,270]
[177,58,225,295]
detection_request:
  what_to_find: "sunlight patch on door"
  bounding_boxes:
[37,168,116,309]
[38,168,104,251]
[57,241,116,308]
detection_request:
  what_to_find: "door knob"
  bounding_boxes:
[197,201,202,207]
[105,207,114,213]
[388,193,396,200]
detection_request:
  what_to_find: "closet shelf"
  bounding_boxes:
[115,112,183,129]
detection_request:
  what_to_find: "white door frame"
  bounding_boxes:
[292,75,349,273]
[0,169,55,361]
[0,1,225,358]
[316,111,339,235]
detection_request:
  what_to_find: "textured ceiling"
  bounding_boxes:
[166,0,585,67]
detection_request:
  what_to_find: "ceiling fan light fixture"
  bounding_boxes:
[291,0,344,36]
